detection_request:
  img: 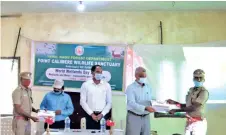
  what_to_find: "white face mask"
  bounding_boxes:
[94,73,102,80]
[138,78,146,84]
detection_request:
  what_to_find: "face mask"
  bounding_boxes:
[138,78,146,84]
[94,73,102,80]
[54,90,62,94]
[194,80,204,87]
[22,80,31,87]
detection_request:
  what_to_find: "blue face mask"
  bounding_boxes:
[138,78,146,84]
[194,80,204,87]
[95,73,102,80]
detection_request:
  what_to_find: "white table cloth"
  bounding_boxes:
[42,129,124,135]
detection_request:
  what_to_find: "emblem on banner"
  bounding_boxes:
[75,46,84,56]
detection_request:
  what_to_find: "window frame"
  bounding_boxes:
[0,57,21,85]
[0,57,20,116]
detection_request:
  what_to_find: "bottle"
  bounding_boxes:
[64,117,71,132]
[81,117,86,131]
[100,117,106,133]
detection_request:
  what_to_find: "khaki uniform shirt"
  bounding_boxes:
[186,87,209,118]
[12,85,32,117]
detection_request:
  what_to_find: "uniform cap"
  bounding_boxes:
[193,69,205,78]
[20,72,32,79]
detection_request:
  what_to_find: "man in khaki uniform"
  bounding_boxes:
[12,72,39,135]
[167,69,209,135]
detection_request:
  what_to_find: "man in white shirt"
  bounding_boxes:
[80,65,112,129]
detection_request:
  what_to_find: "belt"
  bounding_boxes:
[93,111,101,114]
[187,117,203,121]
[14,116,29,121]
[128,110,149,117]
[186,114,204,124]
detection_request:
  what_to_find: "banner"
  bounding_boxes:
[33,41,125,91]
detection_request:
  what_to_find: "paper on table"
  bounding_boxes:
[151,100,180,113]
[38,110,56,122]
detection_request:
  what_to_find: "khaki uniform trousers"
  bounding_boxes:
[12,118,31,135]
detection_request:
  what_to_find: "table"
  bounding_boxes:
[42,129,124,135]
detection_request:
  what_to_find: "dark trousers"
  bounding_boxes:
[44,120,65,130]
[85,111,111,130]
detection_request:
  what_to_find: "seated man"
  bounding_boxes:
[40,79,74,129]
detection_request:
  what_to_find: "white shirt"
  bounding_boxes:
[80,79,112,116]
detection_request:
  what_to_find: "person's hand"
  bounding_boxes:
[55,110,61,115]
[168,109,176,114]
[166,99,177,104]
[91,113,98,122]
[145,106,156,113]
[31,116,39,122]
[35,109,40,113]
[97,114,103,120]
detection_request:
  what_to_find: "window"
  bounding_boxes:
[183,47,226,102]
[159,61,176,101]
[0,57,20,114]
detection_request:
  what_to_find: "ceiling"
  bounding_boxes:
[1,1,226,15]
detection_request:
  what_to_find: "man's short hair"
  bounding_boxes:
[91,65,102,72]
[135,67,146,75]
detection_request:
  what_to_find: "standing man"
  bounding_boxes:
[80,65,112,129]
[125,67,155,135]
[167,69,209,135]
[12,72,39,135]
[40,79,74,129]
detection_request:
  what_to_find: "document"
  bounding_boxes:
[152,100,180,113]
[38,110,55,122]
